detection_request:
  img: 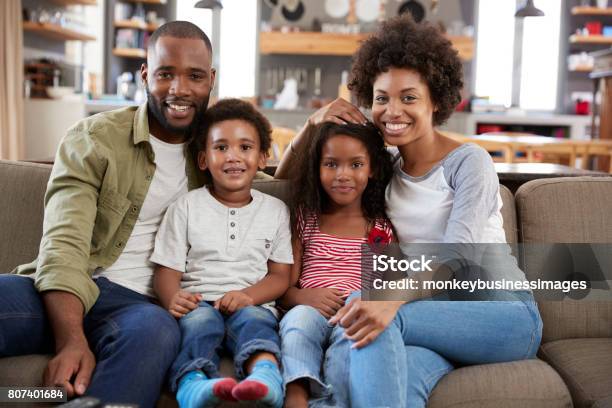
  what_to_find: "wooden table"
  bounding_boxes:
[494,163,610,192]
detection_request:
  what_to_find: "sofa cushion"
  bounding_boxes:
[539,338,612,408]
[0,161,51,274]
[499,185,517,244]
[515,177,612,342]
[428,359,572,408]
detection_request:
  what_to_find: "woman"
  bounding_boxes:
[276,15,542,407]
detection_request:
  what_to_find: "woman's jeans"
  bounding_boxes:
[347,291,543,408]
[169,302,281,391]
[0,275,180,408]
[279,305,349,407]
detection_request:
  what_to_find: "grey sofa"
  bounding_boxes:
[0,160,611,408]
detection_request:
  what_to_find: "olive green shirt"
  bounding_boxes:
[15,104,203,313]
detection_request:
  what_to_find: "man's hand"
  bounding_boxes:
[167,290,202,319]
[308,98,368,126]
[43,338,95,398]
[214,291,254,314]
[329,299,404,349]
[297,288,346,319]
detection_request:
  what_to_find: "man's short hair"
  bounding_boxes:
[148,21,212,54]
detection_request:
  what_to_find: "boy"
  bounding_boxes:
[151,98,292,408]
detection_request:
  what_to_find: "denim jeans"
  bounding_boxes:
[279,305,350,407]
[168,302,281,391]
[0,275,180,408]
[347,291,543,408]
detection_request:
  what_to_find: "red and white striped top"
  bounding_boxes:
[298,212,394,295]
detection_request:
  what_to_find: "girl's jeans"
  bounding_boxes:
[347,291,543,408]
[169,302,281,391]
[279,305,349,407]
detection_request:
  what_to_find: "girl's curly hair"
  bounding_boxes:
[289,122,393,240]
[349,15,463,126]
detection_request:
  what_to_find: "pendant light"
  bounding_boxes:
[515,0,544,17]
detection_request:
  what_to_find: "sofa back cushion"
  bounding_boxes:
[0,161,51,274]
[516,177,612,342]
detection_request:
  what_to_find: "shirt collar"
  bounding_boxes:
[132,103,151,145]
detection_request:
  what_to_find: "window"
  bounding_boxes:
[176,0,257,98]
[474,0,561,111]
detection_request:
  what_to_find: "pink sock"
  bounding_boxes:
[231,379,269,401]
[212,377,238,402]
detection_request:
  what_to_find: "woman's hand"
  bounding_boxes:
[329,299,404,349]
[297,287,346,318]
[308,98,368,126]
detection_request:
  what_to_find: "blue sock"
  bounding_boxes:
[176,370,237,408]
[232,360,284,408]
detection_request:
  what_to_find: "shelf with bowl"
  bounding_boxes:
[259,32,474,60]
[112,48,147,59]
[23,21,95,41]
[570,35,612,45]
[571,6,612,16]
[569,64,594,73]
[114,20,159,31]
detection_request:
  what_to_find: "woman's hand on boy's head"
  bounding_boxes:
[214,290,254,314]
[329,299,404,349]
[298,287,345,319]
[168,290,202,319]
[309,98,368,127]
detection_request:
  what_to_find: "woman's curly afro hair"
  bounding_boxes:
[349,15,464,126]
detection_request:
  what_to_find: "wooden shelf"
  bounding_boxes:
[114,20,159,31]
[23,21,95,41]
[569,65,594,72]
[570,35,612,45]
[50,0,98,5]
[259,32,474,60]
[571,6,612,16]
[113,47,147,58]
[123,0,167,4]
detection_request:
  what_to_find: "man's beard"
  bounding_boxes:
[146,87,209,138]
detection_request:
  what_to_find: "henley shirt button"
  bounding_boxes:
[230,222,236,227]
[230,234,235,240]
[230,210,236,215]
[265,243,271,249]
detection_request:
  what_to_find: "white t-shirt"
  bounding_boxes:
[95,135,188,296]
[150,187,293,315]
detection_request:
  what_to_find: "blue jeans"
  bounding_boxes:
[0,275,180,408]
[347,291,543,408]
[279,305,350,407]
[169,302,281,391]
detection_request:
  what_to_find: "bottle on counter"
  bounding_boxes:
[338,70,350,102]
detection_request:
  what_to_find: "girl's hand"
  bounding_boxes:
[168,290,202,319]
[308,98,368,126]
[298,288,346,319]
[214,291,254,314]
[329,299,404,349]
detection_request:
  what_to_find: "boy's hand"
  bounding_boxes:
[168,290,202,319]
[298,288,345,319]
[214,291,254,314]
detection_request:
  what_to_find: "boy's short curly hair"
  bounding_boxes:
[197,98,272,153]
[349,15,463,126]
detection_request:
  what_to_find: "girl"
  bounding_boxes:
[278,122,394,408]
[277,15,542,408]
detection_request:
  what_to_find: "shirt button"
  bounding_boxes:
[230,234,235,240]
[265,243,271,249]
[131,206,138,213]
[230,210,236,215]
[230,222,236,227]
[115,242,124,248]
[145,175,152,181]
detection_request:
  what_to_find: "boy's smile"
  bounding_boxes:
[198,119,267,203]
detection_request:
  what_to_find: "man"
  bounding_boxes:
[0,21,215,407]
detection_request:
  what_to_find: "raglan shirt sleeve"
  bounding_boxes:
[150,195,190,272]
[269,201,294,264]
[443,145,501,244]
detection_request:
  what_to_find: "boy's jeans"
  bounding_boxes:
[0,275,180,408]
[279,305,350,408]
[169,302,281,391]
